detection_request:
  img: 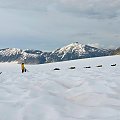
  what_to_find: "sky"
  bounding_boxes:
[0,0,120,51]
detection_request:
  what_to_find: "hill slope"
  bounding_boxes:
[0,55,120,120]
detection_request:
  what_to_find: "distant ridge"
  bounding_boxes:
[111,47,120,55]
[0,43,112,64]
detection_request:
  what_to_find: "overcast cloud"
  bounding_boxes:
[0,0,120,50]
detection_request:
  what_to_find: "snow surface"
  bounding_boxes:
[0,55,120,120]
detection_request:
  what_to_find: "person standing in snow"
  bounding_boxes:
[21,63,26,73]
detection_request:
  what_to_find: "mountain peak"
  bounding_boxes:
[58,42,86,54]
[0,48,22,56]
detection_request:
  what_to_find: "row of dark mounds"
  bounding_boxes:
[53,64,117,70]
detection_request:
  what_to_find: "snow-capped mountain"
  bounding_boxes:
[0,48,46,64]
[47,42,111,62]
[0,43,111,64]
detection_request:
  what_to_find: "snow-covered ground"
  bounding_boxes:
[0,55,120,120]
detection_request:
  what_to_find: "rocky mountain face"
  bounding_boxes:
[111,47,120,55]
[0,43,112,64]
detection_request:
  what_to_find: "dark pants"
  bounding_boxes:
[22,68,26,73]
[22,69,24,73]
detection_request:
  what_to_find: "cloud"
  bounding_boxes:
[71,32,95,38]
[87,43,101,48]
[0,0,120,19]
[0,0,120,50]
[0,0,56,12]
[113,33,120,39]
[56,0,120,19]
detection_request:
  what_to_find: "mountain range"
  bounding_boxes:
[0,42,117,64]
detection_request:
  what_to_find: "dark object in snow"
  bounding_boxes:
[24,68,29,72]
[0,72,2,74]
[96,65,102,67]
[111,64,116,66]
[84,66,91,68]
[69,67,76,69]
[54,68,60,70]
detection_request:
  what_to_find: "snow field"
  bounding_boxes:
[0,55,120,120]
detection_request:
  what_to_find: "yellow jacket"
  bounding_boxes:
[21,63,25,70]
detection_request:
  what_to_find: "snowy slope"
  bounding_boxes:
[0,55,120,120]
